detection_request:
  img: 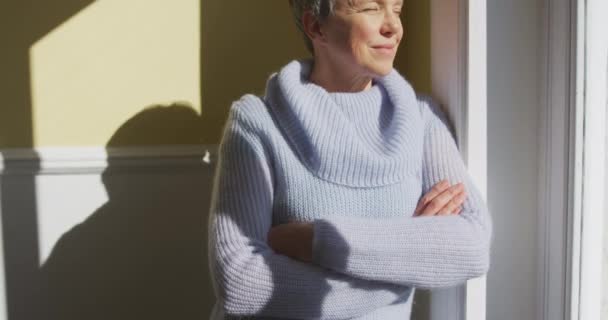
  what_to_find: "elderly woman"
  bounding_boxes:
[207,0,493,319]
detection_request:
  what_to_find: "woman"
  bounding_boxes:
[207,0,493,319]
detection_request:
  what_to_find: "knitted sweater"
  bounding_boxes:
[207,59,493,320]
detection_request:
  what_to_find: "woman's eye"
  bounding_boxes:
[362,6,380,11]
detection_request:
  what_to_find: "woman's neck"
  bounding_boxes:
[308,58,373,93]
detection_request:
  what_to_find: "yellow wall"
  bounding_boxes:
[0,1,430,148]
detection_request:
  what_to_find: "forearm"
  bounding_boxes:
[311,207,491,289]
[210,225,413,319]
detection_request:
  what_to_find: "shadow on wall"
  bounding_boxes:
[200,0,310,145]
[0,2,95,320]
[39,105,216,319]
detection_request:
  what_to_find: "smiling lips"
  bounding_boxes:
[373,44,396,49]
[372,44,396,55]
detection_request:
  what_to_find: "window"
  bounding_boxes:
[539,0,608,319]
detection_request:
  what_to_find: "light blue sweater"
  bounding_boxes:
[207,59,493,319]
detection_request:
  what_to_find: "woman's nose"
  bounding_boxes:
[381,12,401,36]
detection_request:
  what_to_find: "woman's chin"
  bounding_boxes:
[368,63,394,77]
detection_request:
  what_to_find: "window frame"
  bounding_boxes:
[538,0,608,319]
[428,0,488,319]
[537,0,577,319]
[575,0,608,318]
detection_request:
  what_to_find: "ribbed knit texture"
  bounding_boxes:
[207,59,493,320]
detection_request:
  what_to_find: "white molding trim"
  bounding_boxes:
[430,0,487,319]
[537,0,580,319]
[0,145,218,175]
[577,0,608,318]
[463,0,487,319]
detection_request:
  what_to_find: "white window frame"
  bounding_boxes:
[429,0,487,319]
[574,0,607,319]
[538,0,608,319]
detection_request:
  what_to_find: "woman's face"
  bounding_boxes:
[320,0,404,77]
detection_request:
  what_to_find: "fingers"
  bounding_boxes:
[436,189,467,216]
[419,182,465,216]
[414,179,450,215]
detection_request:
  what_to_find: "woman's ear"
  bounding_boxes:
[302,10,327,46]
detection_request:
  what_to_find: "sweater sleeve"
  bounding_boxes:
[310,96,493,289]
[207,101,414,319]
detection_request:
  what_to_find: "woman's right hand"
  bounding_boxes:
[413,179,467,217]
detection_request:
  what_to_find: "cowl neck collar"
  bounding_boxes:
[263,59,422,188]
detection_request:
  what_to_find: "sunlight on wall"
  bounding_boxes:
[29,0,200,147]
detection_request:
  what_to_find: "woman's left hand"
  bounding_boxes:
[267,222,314,263]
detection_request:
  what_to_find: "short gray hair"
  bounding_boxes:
[289,0,336,54]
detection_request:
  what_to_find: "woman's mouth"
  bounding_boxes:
[372,45,396,55]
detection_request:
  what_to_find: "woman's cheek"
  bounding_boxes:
[353,45,368,63]
[349,33,369,56]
